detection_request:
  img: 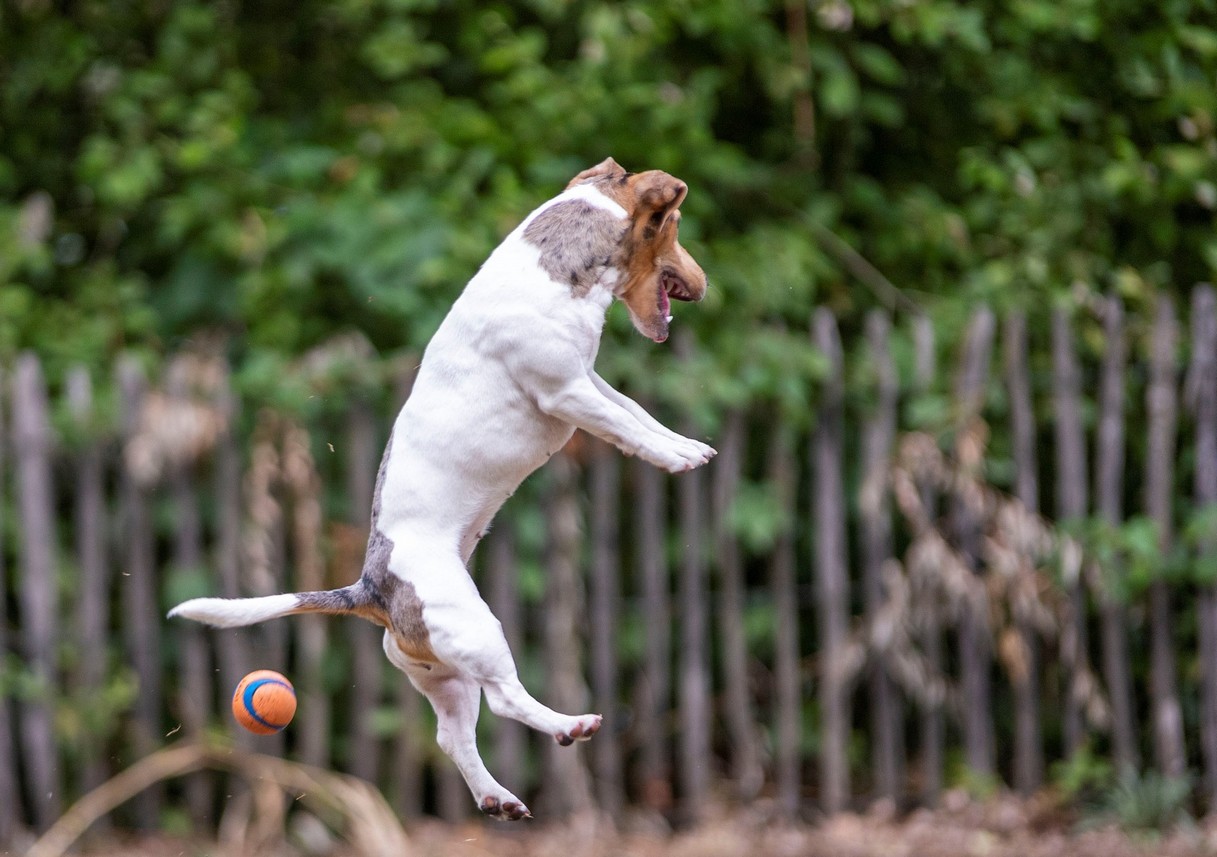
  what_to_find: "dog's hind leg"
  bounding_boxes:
[382,632,530,820]
[419,591,603,746]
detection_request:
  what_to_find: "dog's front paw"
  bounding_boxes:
[644,437,716,473]
[480,793,532,821]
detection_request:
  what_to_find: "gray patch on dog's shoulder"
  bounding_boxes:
[523,200,626,296]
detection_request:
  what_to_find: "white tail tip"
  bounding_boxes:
[168,594,300,629]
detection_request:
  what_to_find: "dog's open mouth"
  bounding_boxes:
[653,270,696,342]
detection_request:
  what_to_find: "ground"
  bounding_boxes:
[61,791,1217,857]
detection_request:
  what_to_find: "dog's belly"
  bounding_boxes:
[376,369,574,554]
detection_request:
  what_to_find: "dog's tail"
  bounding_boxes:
[168,582,378,629]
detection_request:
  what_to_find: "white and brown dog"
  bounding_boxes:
[170,158,715,819]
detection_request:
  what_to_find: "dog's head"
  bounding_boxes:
[567,157,707,343]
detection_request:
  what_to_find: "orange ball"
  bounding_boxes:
[232,670,296,735]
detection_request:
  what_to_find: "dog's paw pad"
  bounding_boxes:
[481,796,531,821]
[555,714,602,745]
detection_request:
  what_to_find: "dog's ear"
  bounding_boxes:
[631,172,687,239]
[566,157,626,189]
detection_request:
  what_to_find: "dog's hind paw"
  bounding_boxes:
[554,713,602,746]
[480,795,532,821]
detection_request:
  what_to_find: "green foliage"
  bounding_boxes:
[3,0,1214,413]
[1099,771,1195,833]
[1050,742,1116,803]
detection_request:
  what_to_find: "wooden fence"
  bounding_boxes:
[3,287,1217,843]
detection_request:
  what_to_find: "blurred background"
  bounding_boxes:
[4,0,1217,854]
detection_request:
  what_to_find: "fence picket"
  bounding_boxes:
[860,311,902,804]
[1146,295,1186,778]
[116,357,163,827]
[1093,295,1138,775]
[0,369,19,844]
[633,450,672,812]
[714,410,763,799]
[1190,284,1217,808]
[1051,306,1092,759]
[13,355,63,831]
[952,309,997,778]
[1003,312,1044,795]
[813,308,851,814]
[912,315,944,804]
[67,367,112,800]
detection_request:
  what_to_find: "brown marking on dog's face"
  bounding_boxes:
[567,158,707,343]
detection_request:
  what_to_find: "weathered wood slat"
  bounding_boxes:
[486,522,525,801]
[116,357,163,827]
[952,308,996,778]
[677,419,713,821]
[813,308,851,813]
[1051,307,1090,758]
[0,368,19,845]
[1146,295,1186,778]
[912,315,944,804]
[67,367,112,800]
[632,450,672,811]
[769,420,802,819]
[713,410,763,800]
[539,452,594,817]
[1003,312,1043,795]
[860,311,902,804]
[1190,284,1217,809]
[345,400,384,785]
[13,355,63,830]
[1093,295,1138,775]
[588,440,625,814]
[167,359,215,825]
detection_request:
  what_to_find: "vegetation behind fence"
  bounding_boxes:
[4,287,1217,845]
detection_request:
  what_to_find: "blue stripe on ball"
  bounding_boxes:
[242,678,293,731]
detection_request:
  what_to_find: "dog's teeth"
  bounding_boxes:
[666,315,673,323]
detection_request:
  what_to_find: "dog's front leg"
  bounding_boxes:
[589,372,716,458]
[536,374,714,473]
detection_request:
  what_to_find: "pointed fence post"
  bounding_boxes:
[0,368,17,846]
[539,451,595,817]
[860,311,902,804]
[67,367,112,800]
[116,356,163,827]
[1003,312,1043,795]
[486,521,526,800]
[769,420,802,818]
[952,309,996,779]
[13,354,63,830]
[633,450,673,811]
[166,359,215,825]
[1051,306,1091,759]
[588,439,625,815]
[813,308,851,814]
[714,410,763,800]
[1189,284,1217,809]
[345,399,384,786]
[1093,296,1139,775]
[1145,295,1186,778]
[912,315,944,804]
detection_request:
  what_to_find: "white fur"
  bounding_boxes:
[168,594,300,628]
[170,179,714,819]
